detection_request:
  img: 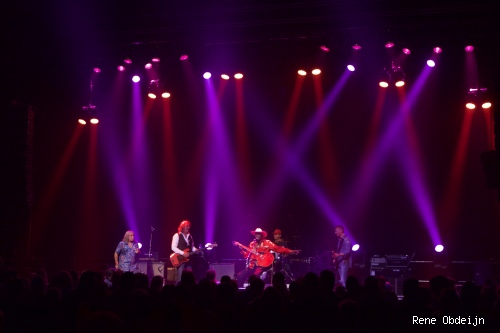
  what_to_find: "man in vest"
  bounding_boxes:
[332,225,352,287]
[171,220,198,283]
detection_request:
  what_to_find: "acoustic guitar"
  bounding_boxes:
[170,243,217,268]
[232,241,274,267]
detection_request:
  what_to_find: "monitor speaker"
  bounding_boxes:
[210,263,235,279]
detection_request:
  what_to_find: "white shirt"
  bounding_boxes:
[171,232,196,255]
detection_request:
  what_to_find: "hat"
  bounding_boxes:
[250,228,268,238]
[273,229,282,235]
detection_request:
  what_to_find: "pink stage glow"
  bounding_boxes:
[297,70,307,76]
[152,57,160,62]
[385,41,394,48]
[117,65,125,72]
[311,69,321,75]
[352,44,362,50]
[93,67,101,73]
[433,47,442,54]
[132,75,141,83]
[320,45,330,52]
[221,74,230,80]
[144,63,152,69]
[124,58,132,64]
[426,60,436,67]
[180,54,189,61]
[347,65,355,72]
[465,45,474,52]
[402,48,411,55]
[234,73,243,79]
[161,92,171,98]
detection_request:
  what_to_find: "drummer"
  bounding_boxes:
[272,229,286,247]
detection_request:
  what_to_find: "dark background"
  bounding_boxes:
[1,0,499,276]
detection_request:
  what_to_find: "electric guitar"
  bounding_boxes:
[232,241,274,267]
[170,243,217,268]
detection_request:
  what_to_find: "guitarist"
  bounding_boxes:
[171,220,198,283]
[331,225,352,287]
[235,227,300,287]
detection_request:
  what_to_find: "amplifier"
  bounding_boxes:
[209,263,235,280]
[386,255,410,268]
[370,256,387,270]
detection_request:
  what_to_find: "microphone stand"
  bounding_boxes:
[147,226,155,280]
[148,226,155,260]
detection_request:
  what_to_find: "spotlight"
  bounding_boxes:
[148,79,159,99]
[378,62,406,88]
[379,81,389,88]
[433,47,443,54]
[234,73,243,79]
[465,45,474,52]
[320,45,330,52]
[132,75,141,83]
[90,118,99,124]
[347,64,355,72]
[426,60,436,67]
[311,68,321,75]
[221,74,230,80]
[152,57,160,62]
[466,87,492,110]
[145,63,153,70]
[393,70,405,87]
[402,48,411,55]
[180,54,189,61]
[124,58,132,64]
[297,69,307,76]
[203,72,211,79]
[352,44,362,50]
[117,65,125,72]
[78,119,87,125]
[93,67,101,73]
[161,92,171,99]
[385,41,394,48]
[434,244,444,253]
[79,104,98,125]
[352,244,360,251]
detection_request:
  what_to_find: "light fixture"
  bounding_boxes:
[234,73,243,79]
[311,68,321,75]
[378,62,406,88]
[79,74,99,125]
[297,69,307,76]
[148,79,159,99]
[466,88,492,110]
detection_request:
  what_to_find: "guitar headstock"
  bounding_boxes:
[232,241,240,247]
[206,242,218,250]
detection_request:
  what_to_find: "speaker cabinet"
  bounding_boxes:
[152,261,165,278]
[210,263,235,280]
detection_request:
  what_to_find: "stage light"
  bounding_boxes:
[435,244,444,253]
[93,67,101,73]
[221,74,230,80]
[90,118,99,124]
[433,47,442,54]
[347,65,355,72]
[117,65,125,72]
[180,54,189,61]
[378,62,406,88]
[311,68,321,75]
[132,75,141,83]
[320,45,330,52]
[161,92,171,98]
[427,60,436,67]
[80,104,98,125]
[402,48,411,55]
[78,119,86,125]
[203,72,211,79]
[466,87,492,110]
[152,57,160,62]
[465,45,474,52]
[379,81,389,88]
[385,41,394,48]
[145,63,153,70]
[124,58,132,64]
[352,44,362,50]
[138,243,142,249]
[148,79,159,99]
[297,69,307,76]
[352,244,360,251]
[234,73,243,79]
[148,93,157,99]
[393,70,406,87]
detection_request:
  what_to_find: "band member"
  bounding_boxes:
[272,229,285,246]
[171,220,198,283]
[332,225,352,287]
[235,227,300,287]
[114,230,140,272]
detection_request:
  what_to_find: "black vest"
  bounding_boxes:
[177,233,192,251]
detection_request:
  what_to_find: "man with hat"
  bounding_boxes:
[235,227,300,287]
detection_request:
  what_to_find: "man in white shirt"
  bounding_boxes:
[171,220,198,283]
